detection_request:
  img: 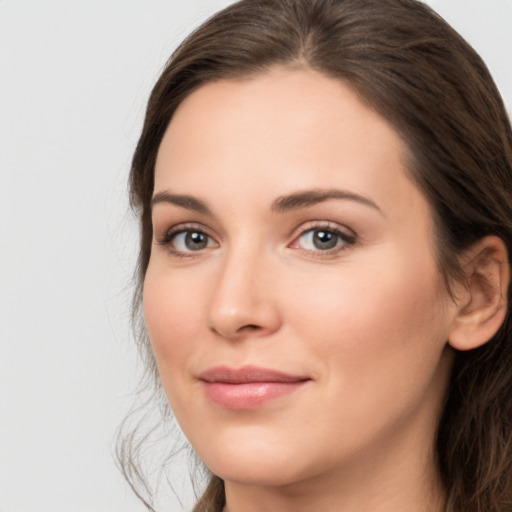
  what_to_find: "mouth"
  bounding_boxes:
[198,365,311,409]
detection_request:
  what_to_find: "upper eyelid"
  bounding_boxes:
[166,221,210,233]
[290,220,356,239]
[153,212,222,234]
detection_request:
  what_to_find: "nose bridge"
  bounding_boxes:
[207,235,280,339]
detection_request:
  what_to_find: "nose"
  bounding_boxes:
[206,249,282,340]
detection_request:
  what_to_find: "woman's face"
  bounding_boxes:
[144,68,458,490]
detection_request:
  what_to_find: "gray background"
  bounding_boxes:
[1,1,511,511]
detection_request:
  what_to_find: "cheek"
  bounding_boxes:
[142,267,205,384]
[278,253,453,454]
[284,248,451,372]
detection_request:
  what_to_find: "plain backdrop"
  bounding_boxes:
[0,1,511,511]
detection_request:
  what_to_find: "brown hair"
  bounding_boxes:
[119,0,512,510]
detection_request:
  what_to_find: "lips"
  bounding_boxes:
[198,365,311,409]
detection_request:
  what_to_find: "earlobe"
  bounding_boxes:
[448,236,510,351]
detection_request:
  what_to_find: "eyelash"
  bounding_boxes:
[157,222,357,258]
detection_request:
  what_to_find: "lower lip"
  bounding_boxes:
[201,381,308,409]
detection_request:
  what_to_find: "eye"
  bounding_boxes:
[172,231,214,251]
[290,224,356,254]
[158,226,218,255]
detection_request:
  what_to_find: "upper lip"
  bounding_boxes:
[198,365,310,384]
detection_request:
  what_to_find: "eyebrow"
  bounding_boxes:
[151,188,382,215]
[151,191,211,214]
[271,188,382,214]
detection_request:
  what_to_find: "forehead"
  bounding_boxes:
[154,67,424,223]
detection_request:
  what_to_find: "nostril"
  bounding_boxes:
[240,324,261,331]
[210,323,261,337]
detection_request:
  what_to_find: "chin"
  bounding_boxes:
[212,459,307,488]
[196,431,312,487]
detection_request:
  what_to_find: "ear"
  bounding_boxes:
[448,236,509,351]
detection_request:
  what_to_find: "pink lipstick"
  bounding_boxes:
[198,366,310,409]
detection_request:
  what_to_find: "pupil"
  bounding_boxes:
[313,230,337,250]
[186,232,207,250]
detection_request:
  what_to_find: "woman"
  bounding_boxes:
[118,0,512,510]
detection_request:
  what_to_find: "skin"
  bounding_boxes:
[143,67,461,512]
